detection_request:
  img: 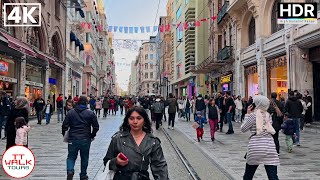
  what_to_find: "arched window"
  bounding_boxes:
[248,17,256,46]
[1,0,15,36]
[51,34,60,60]
[271,0,284,34]
[55,0,60,17]
[26,27,41,50]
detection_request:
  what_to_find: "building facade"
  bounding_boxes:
[0,0,66,114]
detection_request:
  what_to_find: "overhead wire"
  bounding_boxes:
[152,0,161,36]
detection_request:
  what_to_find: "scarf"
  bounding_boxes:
[253,95,275,135]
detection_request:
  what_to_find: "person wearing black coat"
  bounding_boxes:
[268,92,284,154]
[6,96,29,149]
[33,96,45,125]
[0,91,11,139]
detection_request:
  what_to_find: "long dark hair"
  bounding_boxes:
[120,106,152,133]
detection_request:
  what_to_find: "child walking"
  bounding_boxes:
[195,111,207,142]
[208,98,220,142]
[281,113,296,153]
[15,117,30,147]
[45,100,53,125]
[95,98,102,117]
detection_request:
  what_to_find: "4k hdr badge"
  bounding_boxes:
[2,146,35,178]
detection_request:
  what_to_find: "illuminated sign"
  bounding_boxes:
[220,74,232,84]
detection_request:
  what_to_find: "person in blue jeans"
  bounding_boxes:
[225,91,235,134]
[62,96,99,180]
[44,100,53,125]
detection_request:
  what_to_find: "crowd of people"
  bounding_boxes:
[0,89,315,180]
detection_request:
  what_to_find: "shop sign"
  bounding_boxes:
[0,75,17,83]
[220,74,232,84]
[25,80,43,87]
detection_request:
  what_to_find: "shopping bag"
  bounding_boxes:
[192,122,200,129]
[97,160,115,180]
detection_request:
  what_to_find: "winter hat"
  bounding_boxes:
[197,111,202,115]
[198,94,202,97]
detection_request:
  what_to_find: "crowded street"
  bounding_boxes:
[1,110,319,180]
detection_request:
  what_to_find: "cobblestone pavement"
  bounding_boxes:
[0,114,190,180]
[173,116,320,180]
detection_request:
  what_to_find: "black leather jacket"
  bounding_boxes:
[103,131,169,180]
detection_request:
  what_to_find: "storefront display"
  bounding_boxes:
[0,56,17,97]
[25,85,43,116]
[267,55,288,99]
[220,74,233,93]
[245,64,258,98]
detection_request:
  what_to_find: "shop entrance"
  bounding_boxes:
[313,62,320,121]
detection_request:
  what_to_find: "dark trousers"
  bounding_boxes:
[155,113,163,129]
[36,110,43,124]
[162,111,167,121]
[168,113,176,127]
[67,140,91,178]
[120,106,124,115]
[272,131,280,154]
[243,163,278,180]
[300,115,305,130]
[103,108,108,117]
[0,116,7,138]
[217,114,224,131]
[95,109,101,117]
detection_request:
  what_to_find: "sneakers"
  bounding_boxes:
[211,137,215,142]
[288,149,293,153]
[168,126,171,129]
[67,172,74,180]
[80,175,89,180]
[226,131,234,134]
[197,137,200,142]
[172,127,174,130]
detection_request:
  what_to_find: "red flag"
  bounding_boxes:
[165,24,171,31]
[88,23,92,29]
[200,18,207,22]
[184,22,189,30]
[211,16,217,21]
[81,22,86,28]
[195,21,201,27]
[159,25,165,32]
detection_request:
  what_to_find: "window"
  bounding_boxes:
[145,63,148,69]
[27,27,41,50]
[229,26,232,46]
[176,6,182,19]
[86,33,91,43]
[150,54,154,59]
[248,17,256,46]
[55,0,60,17]
[185,0,189,5]
[218,35,222,51]
[150,64,154,69]
[177,50,182,62]
[145,73,148,79]
[223,31,227,47]
[150,45,154,51]
[145,54,148,60]
[150,72,153,79]
[271,0,284,34]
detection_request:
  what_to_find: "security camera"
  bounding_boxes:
[301,54,308,59]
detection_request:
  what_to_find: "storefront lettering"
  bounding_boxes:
[25,81,43,87]
[0,75,17,83]
[220,74,232,84]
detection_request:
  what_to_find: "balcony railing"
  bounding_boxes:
[217,46,232,61]
[217,1,229,24]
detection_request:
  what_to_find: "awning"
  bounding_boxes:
[70,32,77,41]
[0,31,36,57]
[79,9,85,18]
[79,43,84,51]
[33,48,55,64]
[190,56,227,74]
[75,39,81,46]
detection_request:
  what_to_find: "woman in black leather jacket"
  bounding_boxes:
[103,106,169,180]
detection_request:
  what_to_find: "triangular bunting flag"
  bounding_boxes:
[184,22,189,30]
[129,27,133,33]
[140,26,145,33]
[153,26,158,32]
[81,22,86,28]
[88,23,92,29]
[201,18,207,22]
[119,26,123,32]
[134,27,139,33]
[159,25,165,32]
[211,16,217,21]
[146,26,151,33]
[124,27,128,33]
[165,24,171,31]
[114,26,118,32]
[195,21,201,27]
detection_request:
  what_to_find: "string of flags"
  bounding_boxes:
[112,39,143,51]
[108,16,217,34]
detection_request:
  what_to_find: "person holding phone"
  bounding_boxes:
[103,106,169,180]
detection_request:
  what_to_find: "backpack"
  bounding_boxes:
[283,120,296,135]
[153,102,163,113]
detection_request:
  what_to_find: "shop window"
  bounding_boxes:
[51,33,61,60]
[271,0,284,34]
[267,56,288,99]
[245,64,258,98]
[248,17,256,46]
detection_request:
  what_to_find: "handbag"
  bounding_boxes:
[192,122,200,129]
[97,160,115,180]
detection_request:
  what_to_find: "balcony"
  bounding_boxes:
[83,65,94,74]
[217,46,233,61]
[217,1,229,24]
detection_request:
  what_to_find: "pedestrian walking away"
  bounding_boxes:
[56,94,64,123]
[103,106,169,180]
[241,95,279,180]
[14,117,30,147]
[281,113,296,153]
[152,96,165,130]
[62,96,99,180]
[208,99,220,142]
[0,91,11,140]
[33,96,45,125]
[166,93,178,129]
[225,91,235,134]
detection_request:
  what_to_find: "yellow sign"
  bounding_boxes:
[220,74,232,84]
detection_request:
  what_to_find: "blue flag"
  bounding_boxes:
[124,27,128,33]
[140,27,145,33]
[108,26,113,32]
[129,27,133,33]
[114,26,118,32]
[146,26,151,33]
[119,26,123,32]
[134,27,139,33]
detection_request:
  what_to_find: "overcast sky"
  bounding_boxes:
[104,0,167,92]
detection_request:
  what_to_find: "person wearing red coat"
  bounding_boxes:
[108,98,115,115]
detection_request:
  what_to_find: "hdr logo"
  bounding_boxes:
[277,3,318,24]
[3,3,41,27]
